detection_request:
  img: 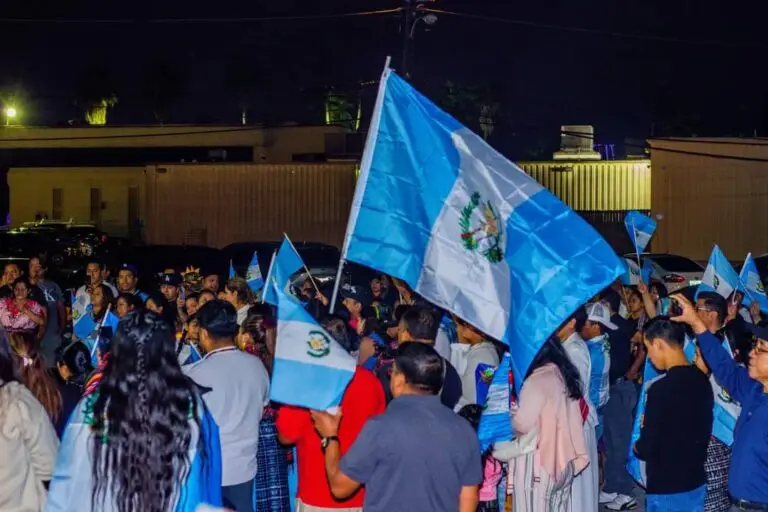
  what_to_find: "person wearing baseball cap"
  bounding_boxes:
[340,284,368,333]
[116,263,149,302]
[581,301,617,446]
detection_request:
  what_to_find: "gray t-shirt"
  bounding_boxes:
[340,394,482,512]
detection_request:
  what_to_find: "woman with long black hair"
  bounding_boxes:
[47,311,223,512]
[493,337,588,512]
[0,327,59,511]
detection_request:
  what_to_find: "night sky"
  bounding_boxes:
[1,0,765,158]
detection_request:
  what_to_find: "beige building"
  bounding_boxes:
[3,124,353,237]
[650,137,768,260]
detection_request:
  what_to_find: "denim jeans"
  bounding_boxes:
[647,485,706,512]
[602,379,638,495]
[222,478,255,512]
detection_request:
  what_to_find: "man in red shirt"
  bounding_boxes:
[277,316,386,512]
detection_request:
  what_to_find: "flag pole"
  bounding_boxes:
[283,233,319,291]
[631,220,642,269]
[89,303,113,359]
[330,55,392,315]
[261,250,277,304]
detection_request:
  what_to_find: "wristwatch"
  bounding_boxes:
[321,436,340,451]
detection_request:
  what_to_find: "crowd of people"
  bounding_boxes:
[0,253,766,512]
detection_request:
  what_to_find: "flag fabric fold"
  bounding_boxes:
[697,245,739,299]
[641,257,654,285]
[263,237,305,306]
[339,67,623,390]
[624,211,657,256]
[228,260,236,280]
[739,253,768,312]
[270,285,356,410]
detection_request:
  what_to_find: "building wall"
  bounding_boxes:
[144,163,357,247]
[650,138,768,260]
[517,160,651,211]
[7,167,145,236]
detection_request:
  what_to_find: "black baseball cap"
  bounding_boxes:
[160,273,183,287]
[341,284,367,304]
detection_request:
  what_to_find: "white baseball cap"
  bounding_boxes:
[586,301,618,330]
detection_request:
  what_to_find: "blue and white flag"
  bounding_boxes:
[271,285,356,410]
[683,336,741,446]
[739,253,768,313]
[71,290,96,341]
[263,237,305,306]
[338,66,623,391]
[641,257,654,285]
[246,251,265,293]
[47,395,223,511]
[228,260,236,279]
[711,340,741,446]
[627,357,663,487]
[621,258,642,286]
[478,353,513,453]
[624,211,657,256]
[698,245,740,299]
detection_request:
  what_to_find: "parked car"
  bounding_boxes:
[0,231,83,288]
[22,220,108,257]
[623,253,704,293]
[221,241,378,297]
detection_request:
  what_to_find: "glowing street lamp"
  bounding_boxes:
[5,107,17,126]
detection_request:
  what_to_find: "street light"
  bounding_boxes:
[401,1,438,80]
[5,106,17,126]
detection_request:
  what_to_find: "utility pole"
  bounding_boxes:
[401,0,415,80]
[400,0,437,80]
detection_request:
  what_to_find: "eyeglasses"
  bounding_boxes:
[752,340,768,355]
[695,306,714,313]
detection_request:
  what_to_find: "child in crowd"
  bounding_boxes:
[635,317,713,511]
[459,404,503,512]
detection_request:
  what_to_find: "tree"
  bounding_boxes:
[142,61,184,124]
[324,88,361,131]
[439,81,501,141]
[75,64,119,125]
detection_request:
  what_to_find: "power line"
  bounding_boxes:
[423,8,765,50]
[0,7,402,24]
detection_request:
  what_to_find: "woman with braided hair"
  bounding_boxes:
[46,310,224,512]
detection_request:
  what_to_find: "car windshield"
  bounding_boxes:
[649,255,703,272]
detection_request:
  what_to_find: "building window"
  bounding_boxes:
[90,188,102,225]
[52,188,63,220]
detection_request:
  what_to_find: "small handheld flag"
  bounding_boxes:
[228,260,236,279]
[270,285,356,410]
[263,236,306,306]
[698,245,740,299]
[739,253,768,313]
[246,251,265,293]
[641,257,654,285]
[624,211,657,260]
[71,290,96,341]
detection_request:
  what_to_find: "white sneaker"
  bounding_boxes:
[605,494,638,511]
[599,491,617,504]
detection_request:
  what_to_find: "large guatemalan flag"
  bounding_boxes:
[338,65,623,389]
